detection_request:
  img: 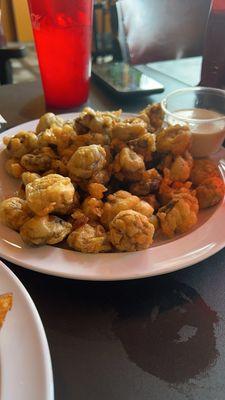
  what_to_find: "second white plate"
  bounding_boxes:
[0,260,54,400]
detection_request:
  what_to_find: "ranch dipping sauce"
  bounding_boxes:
[174,108,225,158]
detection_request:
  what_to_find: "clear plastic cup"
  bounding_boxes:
[161,87,225,158]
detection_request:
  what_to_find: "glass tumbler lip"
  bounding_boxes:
[161,86,225,124]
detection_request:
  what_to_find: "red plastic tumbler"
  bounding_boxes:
[27,0,93,108]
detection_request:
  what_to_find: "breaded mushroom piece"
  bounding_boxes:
[67,144,106,181]
[74,107,121,134]
[101,190,154,227]
[0,197,32,231]
[67,223,111,253]
[190,159,220,186]
[113,147,145,181]
[26,173,75,216]
[22,172,41,185]
[5,158,25,178]
[20,215,72,245]
[157,192,199,237]
[109,210,155,252]
[110,118,148,142]
[4,131,38,159]
[156,124,191,155]
[36,112,64,133]
[196,176,224,209]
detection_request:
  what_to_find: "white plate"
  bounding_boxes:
[0,260,54,399]
[0,114,225,281]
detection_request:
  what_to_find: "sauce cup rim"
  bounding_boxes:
[161,87,225,124]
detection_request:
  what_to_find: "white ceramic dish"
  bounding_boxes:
[0,114,225,281]
[0,260,54,400]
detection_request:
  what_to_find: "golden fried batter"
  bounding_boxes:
[162,151,193,182]
[109,210,155,251]
[81,197,104,221]
[110,118,147,142]
[156,124,191,155]
[20,153,52,173]
[5,158,25,178]
[196,176,224,209]
[157,192,199,237]
[67,144,106,181]
[129,168,162,196]
[113,147,145,181]
[0,293,13,328]
[36,112,64,133]
[20,215,72,245]
[22,172,41,185]
[67,223,111,253]
[140,103,164,132]
[87,183,107,199]
[158,179,193,205]
[0,197,32,231]
[26,174,75,216]
[75,107,121,134]
[128,132,156,161]
[4,131,38,159]
[101,190,153,227]
[190,159,220,186]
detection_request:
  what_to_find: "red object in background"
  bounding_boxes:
[27,0,93,108]
[200,0,225,88]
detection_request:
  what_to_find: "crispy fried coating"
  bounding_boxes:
[67,223,111,253]
[5,158,25,178]
[26,174,75,216]
[0,293,13,328]
[36,112,64,133]
[20,215,72,245]
[113,147,145,181]
[128,132,156,161]
[158,179,193,205]
[110,118,147,142]
[161,151,193,182]
[81,197,104,221]
[67,144,106,181]
[101,190,154,227]
[140,103,164,132]
[0,197,32,231]
[156,124,191,155]
[71,209,89,229]
[87,183,107,199]
[22,172,41,185]
[75,107,121,134]
[20,153,52,173]
[196,176,224,209]
[4,131,38,159]
[109,210,155,252]
[129,168,162,196]
[141,194,160,210]
[157,192,199,237]
[190,159,220,186]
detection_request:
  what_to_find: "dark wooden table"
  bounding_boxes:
[1,68,225,400]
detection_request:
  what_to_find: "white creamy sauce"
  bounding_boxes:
[174,108,225,158]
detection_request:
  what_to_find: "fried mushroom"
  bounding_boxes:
[20,215,72,245]
[109,210,155,252]
[36,113,64,133]
[67,223,111,253]
[4,131,38,159]
[157,192,199,237]
[67,144,106,181]
[101,190,154,227]
[0,197,32,231]
[190,159,220,186]
[156,124,191,155]
[196,176,224,209]
[26,174,75,216]
[113,147,145,181]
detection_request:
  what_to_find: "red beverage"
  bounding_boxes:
[27,0,93,108]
